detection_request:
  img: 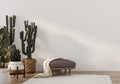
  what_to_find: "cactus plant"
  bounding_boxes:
[5,15,21,61]
[6,15,16,45]
[10,45,21,61]
[20,20,37,59]
[0,27,11,68]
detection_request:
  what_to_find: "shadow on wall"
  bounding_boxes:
[33,28,87,71]
[31,18,120,71]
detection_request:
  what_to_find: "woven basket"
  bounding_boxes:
[23,59,36,73]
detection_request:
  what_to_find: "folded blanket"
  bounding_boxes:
[34,58,57,78]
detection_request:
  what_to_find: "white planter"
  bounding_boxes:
[8,61,24,70]
[0,68,11,84]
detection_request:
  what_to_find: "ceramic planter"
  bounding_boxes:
[8,61,24,70]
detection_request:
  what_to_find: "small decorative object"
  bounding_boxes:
[0,27,11,84]
[20,20,37,73]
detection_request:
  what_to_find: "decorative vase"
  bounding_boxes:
[0,68,11,84]
[23,58,36,73]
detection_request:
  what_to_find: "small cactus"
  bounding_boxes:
[10,45,21,61]
[20,20,37,59]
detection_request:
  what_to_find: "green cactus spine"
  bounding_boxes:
[20,20,37,59]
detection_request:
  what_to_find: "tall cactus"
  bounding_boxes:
[6,15,16,45]
[5,15,21,61]
[20,20,37,59]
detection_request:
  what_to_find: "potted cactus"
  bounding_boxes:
[20,20,37,73]
[5,15,24,75]
[0,27,11,84]
[8,45,24,74]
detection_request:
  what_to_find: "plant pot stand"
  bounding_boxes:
[9,66,25,79]
[8,61,25,79]
[23,58,36,73]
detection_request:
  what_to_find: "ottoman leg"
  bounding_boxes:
[51,69,54,76]
[68,69,71,75]
[64,69,67,74]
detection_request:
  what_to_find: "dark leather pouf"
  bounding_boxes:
[49,58,76,75]
[50,58,76,68]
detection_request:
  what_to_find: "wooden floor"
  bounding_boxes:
[10,71,120,84]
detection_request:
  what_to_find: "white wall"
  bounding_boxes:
[0,0,120,71]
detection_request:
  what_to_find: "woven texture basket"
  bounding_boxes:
[23,59,36,73]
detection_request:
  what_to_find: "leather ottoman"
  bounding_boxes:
[49,58,76,75]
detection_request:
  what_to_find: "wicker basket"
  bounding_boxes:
[23,58,36,73]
